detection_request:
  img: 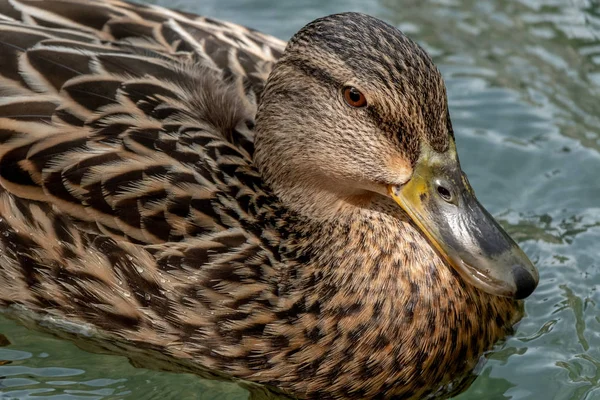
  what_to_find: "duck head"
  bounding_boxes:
[255,12,538,299]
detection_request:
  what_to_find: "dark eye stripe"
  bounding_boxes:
[288,59,339,87]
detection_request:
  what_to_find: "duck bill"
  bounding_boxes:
[389,143,539,299]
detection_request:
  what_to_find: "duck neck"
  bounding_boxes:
[271,196,521,398]
[255,155,379,223]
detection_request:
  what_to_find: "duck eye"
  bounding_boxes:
[343,86,367,108]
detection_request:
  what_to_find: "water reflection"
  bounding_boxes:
[0,316,250,399]
[498,211,600,245]
[382,0,600,151]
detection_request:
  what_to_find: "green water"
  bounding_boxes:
[0,0,599,398]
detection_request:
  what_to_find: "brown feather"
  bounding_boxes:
[0,2,520,400]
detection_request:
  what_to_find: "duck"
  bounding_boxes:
[0,0,538,399]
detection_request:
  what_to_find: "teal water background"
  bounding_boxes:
[0,0,599,398]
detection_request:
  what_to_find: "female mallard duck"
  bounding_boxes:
[0,0,538,399]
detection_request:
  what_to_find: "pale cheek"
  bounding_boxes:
[386,155,413,184]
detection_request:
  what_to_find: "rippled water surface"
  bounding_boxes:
[1,0,599,398]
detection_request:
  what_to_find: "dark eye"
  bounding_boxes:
[343,86,367,108]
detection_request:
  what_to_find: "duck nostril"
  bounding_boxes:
[436,185,452,202]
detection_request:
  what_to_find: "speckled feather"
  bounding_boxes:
[0,1,519,399]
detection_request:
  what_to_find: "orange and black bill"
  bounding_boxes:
[389,143,539,299]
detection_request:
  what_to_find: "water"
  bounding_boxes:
[0,0,599,398]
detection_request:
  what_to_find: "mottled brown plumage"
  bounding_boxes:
[0,1,527,399]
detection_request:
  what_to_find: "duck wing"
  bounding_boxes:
[0,0,286,356]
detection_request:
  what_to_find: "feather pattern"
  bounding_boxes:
[0,2,525,400]
[0,0,290,385]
